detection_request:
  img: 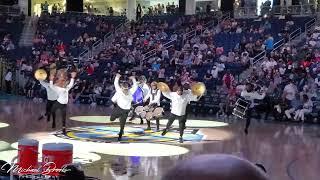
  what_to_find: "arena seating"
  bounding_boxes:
[1,9,318,123]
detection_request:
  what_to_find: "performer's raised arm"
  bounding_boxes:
[143,85,151,102]
[114,73,122,92]
[162,91,173,100]
[241,90,266,100]
[39,80,49,89]
[129,76,138,95]
[49,75,59,92]
[66,72,76,91]
[186,89,201,102]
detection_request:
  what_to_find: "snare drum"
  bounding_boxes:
[135,106,144,115]
[146,112,154,120]
[42,143,73,176]
[232,98,250,119]
[18,139,39,173]
[142,106,149,111]
[153,107,164,117]
[140,111,147,118]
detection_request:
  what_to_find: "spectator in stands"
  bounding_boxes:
[41,1,49,14]
[137,4,142,21]
[52,4,58,14]
[109,7,114,16]
[264,34,274,54]
[294,94,313,122]
[206,3,211,13]
[222,71,235,90]
[5,69,12,94]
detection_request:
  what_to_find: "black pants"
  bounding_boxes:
[45,100,56,121]
[164,113,186,138]
[51,101,67,128]
[110,105,130,138]
[245,108,253,131]
[5,80,11,94]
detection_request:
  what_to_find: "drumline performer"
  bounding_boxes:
[144,81,162,130]
[49,70,76,134]
[161,86,201,143]
[240,83,266,135]
[129,76,150,124]
[37,78,58,122]
[110,73,138,141]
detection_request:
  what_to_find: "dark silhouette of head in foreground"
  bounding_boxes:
[162,154,269,180]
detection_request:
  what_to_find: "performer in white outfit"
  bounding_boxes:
[144,81,162,130]
[38,79,58,122]
[161,86,200,143]
[294,94,313,122]
[49,71,76,134]
[110,73,138,141]
[240,83,266,135]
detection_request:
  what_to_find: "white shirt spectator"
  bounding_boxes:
[261,59,277,71]
[162,91,199,116]
[215,62,224,72]
[283,83,298,101]
[49,79,75,104]
[5,71,12,81]
[211,66,219,79]
[303,99,313,111]
[127,37,133,46]
[39,81,58,101]
[199,43,208,51]
[94,86,102,95]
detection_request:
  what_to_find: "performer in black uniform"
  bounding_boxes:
[240,83,266,135]
[49,71,76,134]
[110,74,138,141]
[38,79,58,122]
[161,86,201,143]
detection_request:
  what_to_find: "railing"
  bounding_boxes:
[184,11,230,42]
[305,18,316,32]
[273,38,286,52]
[141,11,232,67]
[77,19,127,63]
[234,4,319,18]
[251,15,316,65]
[251,50,266,65]
[0,5,20,15]
[91,39,103,58]
[289,28,302,42]
[78,49,90,63]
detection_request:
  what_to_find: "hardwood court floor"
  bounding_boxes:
[0,98,320,180]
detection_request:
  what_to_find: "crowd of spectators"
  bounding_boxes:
[2,10,318,122]
[216,27,320,122]
[0,12,25,55]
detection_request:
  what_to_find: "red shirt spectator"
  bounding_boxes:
[56,43,66,53]
[86,64,94,75]
[222,72,234,89]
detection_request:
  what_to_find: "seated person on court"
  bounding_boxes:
[162,154,268,180]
